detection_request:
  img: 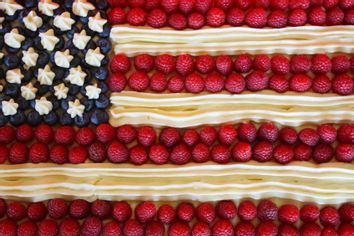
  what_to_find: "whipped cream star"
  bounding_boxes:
[35,97,53,115]
[65,66,87,86]
[23,10,43,31]
[21,83,38,101]
[54,83,69,100]
[2,99,18,116]
[37,65,55,85]
[4,28,25,48]
[73,30,91,50]
[54,49,74,68]
[38,0,59,16]
[0,0,23,16]
[6,68,23,84]
[88,12,107,33]
[72,0,95,17]
[39,29,59,51]
[85,47,104,67]
[22,47,39,69]
[53,11,75,31]
[67,99,85,118]
[85,84,101,99]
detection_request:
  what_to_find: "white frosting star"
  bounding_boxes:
[72,0,95,17]
[67,99,85,118]
[85,84,101,99]
[73,30,91,50]
[54,83,69,100]
[23,10,43,31]
[22,47,39,69]
[88,12,107,33]
[54,49,73,68]
[85,47,104,67]
[39,29,59,51]
[37,65,55,85]
[53,11,75,31]
[0,0,23,16]
[35,97,53,115]
[21,83,38,100]
[2,99,18,116]
[6,68,23,84]
[38,0,59,16]
[65,66,87,86]
[4,28,25,48]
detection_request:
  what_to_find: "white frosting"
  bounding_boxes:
[54,83,68,100]
[35,97,53,115]
[23,10,43,31]
[21,83,38,101]
[67,99,85,118]
[54,49,73,68]
[88,12,107,33]
[65,66,86,86]
[6,68,23,84]
[73,30,91,50]
[37,65,55,85]
[85,47,104,67]
[53,11,75,31]
[0,17,4,29]
[2,99,18,116]
[22,47,39,69]
[4,28,25,49]
[85,84,101,99]
[0,0,23,16]
[72,0,95,17]
[39,29,59,51]
[38,0,59,17]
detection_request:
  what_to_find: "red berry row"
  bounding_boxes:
[0,198,353,236]
[0,123,352,165]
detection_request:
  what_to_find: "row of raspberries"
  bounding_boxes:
[0,123,352,164]
[0,198,353,236]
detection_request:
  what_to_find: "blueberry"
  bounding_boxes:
[96,0,108,10]
[22,28,37,38]
[60,95,75,110]
[60,112,73,125]
[67,85,79,96]
[54,36,65,51]
[81,97,94,112]
[37,85,50,97]
[6,46,21,55]
[66,25,79,39]
[94,67,108,81]
[38,24,52,33]
[44,111,58,125]
[85,40,96,51]
[0,22,10,35]
[100,55,109,66]
[52,67,66,81]
[78,16,89,24]
[47,95,59,110]
[30,100,36,109]
[4,54,19,69]
[95,94,109,109]
[21,38,34,50]
[98,24,111,38]
[98,81,108,93]
[75,113,89,127]
[5,12,19,22]
[90,110,108,125]
[64,0,73,10]
[37,52,50,67]
[70,57,81,67]
[96,38,111,54]
[10,111,26,126]
[27,111,42,126]
[34,37,44,51]
[0,113,9,126]
[16,96,29,110]
[0,69,4,78]
[23,0,36,8]
[0,37,4,49]
[23,68,34,83]
[18,9,30,21]
[4,84,20,97]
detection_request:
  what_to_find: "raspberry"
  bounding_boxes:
[110,54,131,73]
[91,200,111,219]
[96,124,115,144]
[155,54,175,74]
[0,126,15,144]
[205,73,224,93]
[68,146,88,164]
[161,0,179,13]
[271,55,290,74]
[226,8,245,26]
[335,143,354,162]
[256,221,278,236]
[9,143,28,164]
[225,73,246,94]
[340,0,354,8]
[253,142,273,162]
[320,207,339,226]
[234,54,252,73]
[126,8,146,26]
[59,219,80,236]
[169,222,191,236]
[238,200,257,221]
[0,219,17,236]
[29,143,49,163]
[339,203,354,222]
[232,142,252,162]
[317,124,337,143]
[218,124,237,145]
[185,73,205,93]
[176,54,194,76]
[27,202,47,221]
[299,128,319,146]
[138,126,156,147]
[337,124,354,144]
[309,7,327,25]
[196,55,215,74]
[200,126,217,145]
[294,143,312,161]
[196,203,215,224]
[235,0,252,9]
[69,199,90,219]
[257,200,278,221]
[179,0,195,14]
[289,0,310,9]
[7,202,26,221]
[177,202,194,221]
[49,145,68,164]
[150,72,167,92]
[129,145,148,165]
[122,220,143,236]
[321,227,337,236]
[187,12,205,29]
[212,220,234,236]
[278,224,298,236]
[215,55,233,75]
[216,200,237,220]
[289,74,312,92]
[254,0,270,7]
[38,219,58,236]
[332,55,350,74]
[192,222,211,236]
[238,123,257,143]
[195,0,213,13]
[145,221,164,236]
[108,73,127,92]
[314,143,334,163]
[216,0,233,10]
[48,199,68,219]
[149,144,169,164]
[338,223,354,236]
[300,204,320,222]
[128,71,149,92]
[183,129,199,146]
[168,13,187,30]
[107,0,126,7]
[245,8,267,28]
[207,7,226,27]
[107,141,129,163]
[112,201,132,222]
[192,143,210,163]
[55,126,75,145]
[135,201,157,223]
[211,145,231,163]
[324,0,339,8]
[267,10,287,28]
[168,75,185,92]
[273,144,294,164]
[87,142,106,163]
[17,220,37,236]
[269,75,289,93]
[270,0,288,9]
[0,145,8,164]
[278,204,299,224]
[332,74,353,95]
[147,9,167,28]
[108,7,126,25]
[128,0,145,8]
[35,124,53,143]
[134,54,154,72]
[158,204,176,224]
[312,54,332,74]
[312,75,332,93]
[279,127,298,145]
[246,71,269,91]
[117,125,136,144]
[253,54,271,72]
[235,221,255,236]
[16,124,33,142]
[81,216,102,236]
[345,8,354,24]
[290,55,311,73]
[159,127,180,148]
[288,8,307,26]
[75,127,95,146]
[258,122,279,143]
[327,7,344,25]
[170,144,191,164]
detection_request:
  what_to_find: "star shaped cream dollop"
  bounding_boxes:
[88,12,107,33]
[37,65,55,85]
[21,83,38,100]
[67,99,85,118]
[54,83,69,100]
[85,83,101,99]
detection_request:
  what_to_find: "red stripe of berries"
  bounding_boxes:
[109,53,354,95]
[0,123,352,165]
[107,0,354,29]
[0,198,353,236]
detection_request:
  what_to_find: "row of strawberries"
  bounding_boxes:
[0,123,352,164]
[108,54,354,95]
[0,198,353,236]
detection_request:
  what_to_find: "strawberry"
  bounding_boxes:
[0,219,17,236]
[183,129,199,146]
[269,74,289,93]
[256,221,278,236]
[289,74,312,92]
[195,0,213,13]
[226,8,245,26]
[205,73,224,93]
[335,143,354,162]
[170,144,191,164]
[145,221,164,236]
[176,54,194,76]
[294,143,312,161]
[35,125,54,144]
[134,54,154,72]
[192,222,211,236]
[235,221,255,236]
[238,200,257,221]
[258,122,279,143]
[128,71,149,92]
[0,145,8,164]
[48,199,68,219]
[179,0,195,14]
[225,73,246,93]
[273,144,294,164]
[54,126,75,145]
[9,143,28,164]
[168,75,185,92]
[267,10,287,28]
[129,145,148,165]
[108,73,127,92]
[112,201,132,222]
[320,207,339,226]
[91,200,111,219]
[290,55,311,73]
[278,204,299,224]
[234,54,252,73]
[299,128,319,146]
[126,8,146,26]
[160,127,180,148]
[158,204,176,224]
[232,142,252,162]
[168,13,187,30]
[38,219,58,236]
[15,124,33,142]
[123,220,143,236]
[196,203,215,224]
[337,124,354,144]
[289,0,310,9]
[185,73,205,93]
[17,220,37,236]
[312,75,331,93]
[49,145,68,164]
[188,12,205,29]
[339,203,354,222]
[169,222,191,236]
[7,202,26,221]
[110,54,131,73]
[81,216,102,236]
[216,200,237,220]
[103,221,121,236]
[68,146,88,164]
[192,143,210,163]
[108,7,126,25]
[76,127,95,146]
[207,8,226,27]
[309,7,326,25]
[215,55,233,75]
[300,204,320,222]
[0,126,15,144]
[177,202,194,221]
[69,199,90,219]
[246,71,269,91]
[257,200,278,221]
[107,142,129,163]
[238,123,257,143]
[59,219,80,236]
[138,126,156,147]
[149,144,169,164]
[245,8,267,28]
[155,54,175,74]
[253,55,271,72]
[279,127,298,145]
[332,74,353,95]
[135,201,157,223]
[326,7,344,25]
[212,220,234,236]
[117,125,136,144]
[161,0,179,13]
[271,55,290,74]
[288,8,307,26]
[312,54,332,74]
[332,55,350,74]
[27,202,47,221]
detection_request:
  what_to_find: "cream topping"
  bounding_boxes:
[35,97,53,115]
[85,84,101,99]
[53,11,75,31]
[88,12,107,33]
[39,29,59,51]
[6,68,23,84]
[38,0,59,17]
[72,0,95,17]
[23,10,43,32]
[22,47,39,69]
[21,83,38,101]
[85,47,104,67]
[0,0,23,16]
[73,30,91,50]
[65,66,87,86]
[37,65,55,85]
[4,28,25,49]
[67,99,85,118]
[2,99,18,116]
[54,49,73,68]
[54,83,68,100]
